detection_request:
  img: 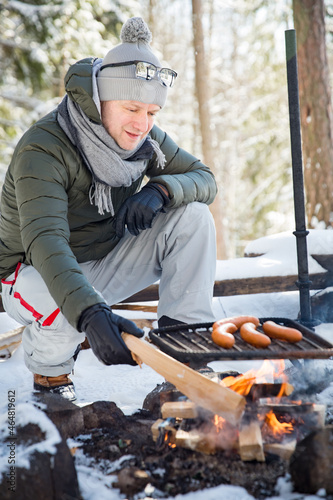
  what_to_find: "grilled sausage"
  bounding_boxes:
[211,322,237,349]
[213,315,260,330]
[240,322,271,348]
[262,321,303,343]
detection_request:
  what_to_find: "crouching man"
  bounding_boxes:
[0,17,217,401]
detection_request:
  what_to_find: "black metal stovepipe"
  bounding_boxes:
[285,29,314,326]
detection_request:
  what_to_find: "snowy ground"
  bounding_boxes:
[0,230,333,499]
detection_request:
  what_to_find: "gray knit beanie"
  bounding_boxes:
[97,17,168,108]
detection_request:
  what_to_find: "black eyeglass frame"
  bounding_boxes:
[99,60,177,87]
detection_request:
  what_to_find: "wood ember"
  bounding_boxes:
[259,402,327,444]
[247,382,294,401]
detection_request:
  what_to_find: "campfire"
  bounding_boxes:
[151,359,326,462]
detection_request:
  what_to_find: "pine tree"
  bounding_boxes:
[0,0,135,174]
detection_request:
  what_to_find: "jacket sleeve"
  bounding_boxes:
[148,125,217,207]
[14,148,103,328]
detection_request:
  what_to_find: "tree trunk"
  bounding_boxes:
[191,0,227,259]
[293,0,333,228]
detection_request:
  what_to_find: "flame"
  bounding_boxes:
[220,360,286,395]
[213,415,226,433]
[276,382,288,399]
[164,431,176,448]
[264,410,294,438]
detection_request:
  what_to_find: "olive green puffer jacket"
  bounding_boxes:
[0,57,217,328]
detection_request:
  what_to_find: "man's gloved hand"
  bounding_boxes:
[115,183,169,238]
[78,303,144,365]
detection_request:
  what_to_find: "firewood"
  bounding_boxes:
[264,439,297,460]
[248,382,294,400]
[0,326,24,355]
[151,418,176,445]
[238,420,265,462]
[161,401,198,420]
[119,272,330,302]
[259,401,326,430]
[112,303,158,313]
[175,429,216,455]
[151,419,165,441]
[311,404,326,429]
[122,333,246,426]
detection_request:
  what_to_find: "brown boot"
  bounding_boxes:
[33,373,76,402]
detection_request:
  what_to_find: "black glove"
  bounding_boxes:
[115,183,169,238]
[78,303,144,366]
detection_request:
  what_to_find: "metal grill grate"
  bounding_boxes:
[149,318,333,363]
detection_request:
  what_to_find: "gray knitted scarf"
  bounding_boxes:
[57,59,165,215]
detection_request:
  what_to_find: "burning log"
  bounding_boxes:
[238,421,265,462]
[151,398,326,462]
[151,418,177,447]
[259,401,326,439]
[247,382,294,401]
[149,358,328,463]
[175,429,216,455]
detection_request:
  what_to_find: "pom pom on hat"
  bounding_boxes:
[97,17,168,108]
[120,17,152,44]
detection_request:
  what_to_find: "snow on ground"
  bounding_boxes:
[0,230,333,499]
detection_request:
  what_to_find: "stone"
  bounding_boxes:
[289,425,333,494]
[33,392,85,438]
[82,400,126,429]
[142,381,183,418]
[0,421,81,500]
[113,466,151,496]
[311,289,333,323]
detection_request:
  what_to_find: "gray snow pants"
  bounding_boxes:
[1,202,216,376]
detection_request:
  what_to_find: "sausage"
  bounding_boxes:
[211,322,237,349]
[240,322,271,348]
[213,315,260,330]
[262,321,303,343]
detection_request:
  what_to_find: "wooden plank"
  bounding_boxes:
[175,429,216,454]
[117,271,332,303]
[0,271,331,312]
[161,401,199,419]
[264,440,296,460]
[0,326,24,350]
[238,420,265,462]
[151,419,176,443]
[122,333,246,426]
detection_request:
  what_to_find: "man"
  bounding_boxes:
[0,17,217,401]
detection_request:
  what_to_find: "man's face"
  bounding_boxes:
[101,100,160,150]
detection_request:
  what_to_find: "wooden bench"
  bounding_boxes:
[1,269,331,314]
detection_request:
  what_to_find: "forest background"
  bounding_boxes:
[1,0,333,259]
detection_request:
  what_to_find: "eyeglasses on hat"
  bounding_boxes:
[100,60,177,88]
